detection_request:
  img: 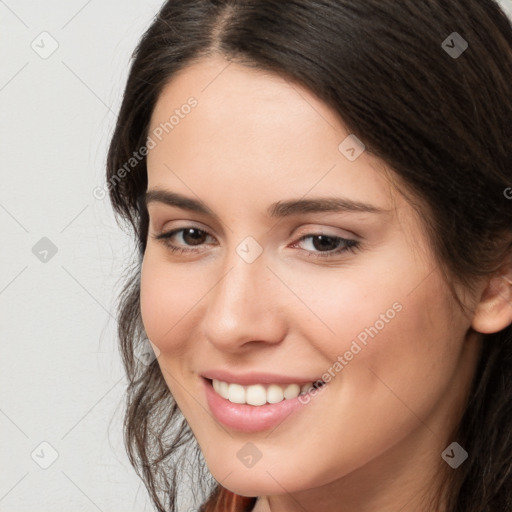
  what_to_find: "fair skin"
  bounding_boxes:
[139,55,512,512]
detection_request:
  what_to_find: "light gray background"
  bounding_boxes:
[1,1,512,511]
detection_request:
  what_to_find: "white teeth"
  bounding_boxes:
[211,379,322,406]
[228,383,246,404]
[219,380,229,399]
[267,384,284,404]
[283,383,300,399]
[245,384,267,406]
[301,383,313,394]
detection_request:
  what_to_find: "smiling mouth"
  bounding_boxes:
[208,378,326,406]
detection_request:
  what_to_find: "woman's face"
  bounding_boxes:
[140,55,482,506]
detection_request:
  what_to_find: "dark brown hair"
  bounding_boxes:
[106,1,512,510]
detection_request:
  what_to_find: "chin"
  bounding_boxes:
[208,460,321,497]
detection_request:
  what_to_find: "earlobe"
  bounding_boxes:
[471,271,512,334]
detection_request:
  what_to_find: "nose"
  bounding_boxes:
[202,250,287,352]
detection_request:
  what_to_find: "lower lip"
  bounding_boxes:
[202,378,325,433]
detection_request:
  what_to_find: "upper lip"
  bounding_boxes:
[200,369,324,386]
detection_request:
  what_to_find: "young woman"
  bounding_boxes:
[105,1,512,511]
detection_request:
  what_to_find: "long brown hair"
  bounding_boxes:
[106,1,512,510]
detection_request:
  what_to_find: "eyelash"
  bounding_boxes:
[152,227,361,259]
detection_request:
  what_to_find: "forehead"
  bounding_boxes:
[146,55,405,221]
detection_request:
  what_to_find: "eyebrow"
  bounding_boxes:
[144,189,389,219]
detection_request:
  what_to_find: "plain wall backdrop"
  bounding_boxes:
[1,1,512,511]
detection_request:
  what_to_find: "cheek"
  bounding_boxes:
[290,254,458,394]
[279,259,406,359]
[139,251,204,352]
[328,271,460,427]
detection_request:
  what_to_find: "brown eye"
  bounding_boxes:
[153,227,216,254]
[181,228,208,246]
[293,234,360,258]
[309,235,341,252]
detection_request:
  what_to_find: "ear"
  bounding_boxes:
[472,264,512,334]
